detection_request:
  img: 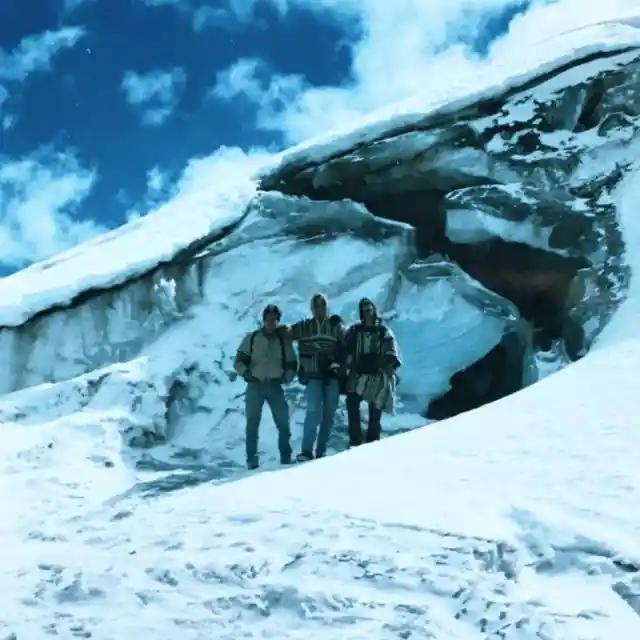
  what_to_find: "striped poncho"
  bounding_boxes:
[289,315,346,381]
[343,321,402,414]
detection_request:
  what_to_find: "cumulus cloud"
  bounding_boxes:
[210,58,307,131]
[0,152,106,271]
[208,0,640,145]
[0,27,84,82]
[61,0,95,10]
[126,166,176,221]
[0,27,85,132]
[121,67,187,126]
[138,0,290,28]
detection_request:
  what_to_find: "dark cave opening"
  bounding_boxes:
[268,182,589,354]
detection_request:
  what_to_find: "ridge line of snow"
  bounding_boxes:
[258,26,640,180]
[0,179,258,328]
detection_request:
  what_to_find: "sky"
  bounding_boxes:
[0,0,634,276]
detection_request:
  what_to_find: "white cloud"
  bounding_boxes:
[62,0,95,10]
[121,67,187,126]
[139,0,290,29]
[0,28,93,271]
[209,0,640,145]
[0,27,85,130]
[147,166,169,195]
[211,57,307,132]
[0,85,8,124]
[126,166,176,221]
[0,27,85,82]
[0,152,106,270]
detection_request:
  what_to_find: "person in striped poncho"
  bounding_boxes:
[281,293,346,462]
[343,297,402,446]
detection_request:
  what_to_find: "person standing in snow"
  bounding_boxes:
[343,297,401,446]
[280,293,346,462]
[233,304,298,470]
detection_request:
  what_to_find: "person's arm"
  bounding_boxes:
[278,320,306,341]
[380,327,402,371]
[330,315,346,363]
[282,339,298,384]
[343,325,357,371]
[233,333,253,378]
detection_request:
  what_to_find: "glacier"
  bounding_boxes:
[2,18,640,640]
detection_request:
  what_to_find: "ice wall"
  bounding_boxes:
[0,192,518,461]
[0,193,417,396]
[0,257,206,395]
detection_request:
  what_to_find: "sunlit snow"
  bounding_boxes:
[1,17,640,640]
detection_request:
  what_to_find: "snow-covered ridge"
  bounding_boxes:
[259,22,640,180]
[0,175,255,328]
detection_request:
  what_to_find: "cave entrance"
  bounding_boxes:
[259,173,593,421]
[264,182,588,354]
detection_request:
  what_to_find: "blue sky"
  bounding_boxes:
[0,0,567,275]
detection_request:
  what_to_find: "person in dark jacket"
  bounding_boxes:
[233,304,298,469]
[343,297,401,446]
[280,293,346,461]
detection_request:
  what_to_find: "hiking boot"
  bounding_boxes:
[315,450,326,459]
[280,454,293,465]
[296,451,314,463]
[247,457,259,470]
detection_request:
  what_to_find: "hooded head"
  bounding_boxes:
[310,292,328,320]
[262,304,281,333]
[358,297,377,324]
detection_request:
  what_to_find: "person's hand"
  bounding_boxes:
[276,325,292,336]
[243,374,259,384]
[378,356,395,375]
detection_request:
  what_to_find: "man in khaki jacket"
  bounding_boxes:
[234,304,298,469]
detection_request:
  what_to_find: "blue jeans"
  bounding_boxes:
[245,381,292,463]
[301,378,340,457]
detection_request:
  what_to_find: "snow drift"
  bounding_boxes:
[1,20,640,640]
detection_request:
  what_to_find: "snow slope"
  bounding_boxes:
[2,216,640,639]
[2,18,640,640]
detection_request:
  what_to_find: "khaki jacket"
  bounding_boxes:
[234,329,298,383]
